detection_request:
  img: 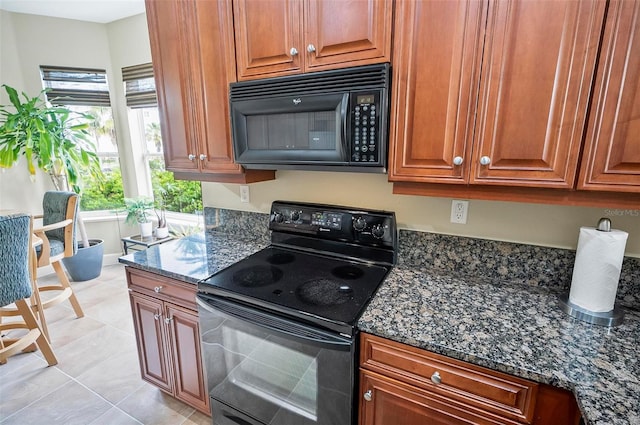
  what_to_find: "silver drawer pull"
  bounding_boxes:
[154,286,163,293]
[431,371,442,385]
[363,389,372,402]
[164,317,173,324]
[153,313,161,321]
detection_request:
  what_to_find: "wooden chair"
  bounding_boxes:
[33,191,85,324]
[0,213,57,366]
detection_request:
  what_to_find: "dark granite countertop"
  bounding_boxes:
[359,267,640,425]
[118,231,266,284]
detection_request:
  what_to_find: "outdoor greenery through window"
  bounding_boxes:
[40,65,125,211]
[41,64,203,216]
[122,62,202,215]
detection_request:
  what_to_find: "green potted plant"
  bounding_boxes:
[124,197,155,238]
[153,184,170,238]
[0,84,105,280]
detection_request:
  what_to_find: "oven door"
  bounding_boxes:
[196,294,356,425]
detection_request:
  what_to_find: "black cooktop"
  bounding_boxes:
[198,245,390,335]
[198,200,397,335]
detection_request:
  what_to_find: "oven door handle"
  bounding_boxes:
[197,294,352,351]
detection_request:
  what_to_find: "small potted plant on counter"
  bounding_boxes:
[124,197,155,238]
[155,205,169,238]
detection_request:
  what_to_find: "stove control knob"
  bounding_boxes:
[353,216,367,231]
[273,212,284,224]
[371,224,385,239]
[290,210,300,222]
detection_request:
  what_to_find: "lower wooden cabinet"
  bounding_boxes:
[127,268,209,415]
[359,333,581,425]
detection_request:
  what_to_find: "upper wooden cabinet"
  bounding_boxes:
[146,0,274,183]
[578,0,640,192]
[389,0,606,189]
[233,0,393,81]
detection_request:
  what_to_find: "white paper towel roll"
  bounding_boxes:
[569,226,628,312]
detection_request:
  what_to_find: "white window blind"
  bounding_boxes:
[40,65,111,106]
[122,63,157,108]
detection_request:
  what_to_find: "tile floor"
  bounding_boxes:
[0,264,211,425]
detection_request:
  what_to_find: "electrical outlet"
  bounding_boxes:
[239,185,250,203]
[450,200,469,224]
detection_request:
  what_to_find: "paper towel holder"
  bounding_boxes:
[559,216,625,327]
[558,294,624,327]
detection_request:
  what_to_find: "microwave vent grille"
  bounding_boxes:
[230,64,389,100]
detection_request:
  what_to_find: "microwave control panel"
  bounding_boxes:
[351,90,383,165]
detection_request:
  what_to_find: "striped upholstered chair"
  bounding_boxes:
[0,213,57,366]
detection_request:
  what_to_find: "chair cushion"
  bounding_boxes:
[0,214,32,307]
[43,191,78,254]
[35,239,66,259]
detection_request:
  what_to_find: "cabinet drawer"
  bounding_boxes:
[360,333,537,424]
[127,268,197,308]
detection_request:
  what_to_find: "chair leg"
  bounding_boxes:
[27,277,50,342]
[14,299,57,366]
[52,261,84,318]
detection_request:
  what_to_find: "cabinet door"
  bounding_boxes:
[578,0,640,192]
[192,0,243,174]
[388,0,486,183]
[165,304,210,415]
[471,0,606,188]
[146,0,199,173]
[130,292,173,393]
[360,371,513,425]
[234,0,303,80]
[305,0,392,72]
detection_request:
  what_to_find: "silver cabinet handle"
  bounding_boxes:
[154,286,163,293]
[453,156,463,166]
[479,156,491,166]
[307,44,316,53]
[164,317,173,324]
[290,47,298,56]
[431,371,442,385]
[188,154,195,161]
[153,313,161,321]
[199,153,207,160]
[363,390,372,402]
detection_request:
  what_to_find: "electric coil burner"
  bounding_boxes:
[196,201,396,425]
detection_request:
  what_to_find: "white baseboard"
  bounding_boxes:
[37,253,123,278]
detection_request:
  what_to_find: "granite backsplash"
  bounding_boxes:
[203,207,639,310]
[399,229,639,310]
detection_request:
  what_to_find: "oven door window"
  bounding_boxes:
[231,93,349,165]
[197,295,354,425]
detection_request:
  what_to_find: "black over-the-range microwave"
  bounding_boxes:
[229,63,390,173]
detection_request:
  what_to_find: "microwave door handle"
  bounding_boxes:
[340,93,349,157]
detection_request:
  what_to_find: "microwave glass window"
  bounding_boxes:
[246,110,337,151]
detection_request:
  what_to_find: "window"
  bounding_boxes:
[40,65,124,211]
[123,63,202,215]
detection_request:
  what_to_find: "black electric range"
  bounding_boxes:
[198,200,397,336]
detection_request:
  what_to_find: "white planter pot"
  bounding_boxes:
[140,221,153,238]
[156,226,169,239]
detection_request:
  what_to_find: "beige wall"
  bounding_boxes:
[202,171,640,257]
